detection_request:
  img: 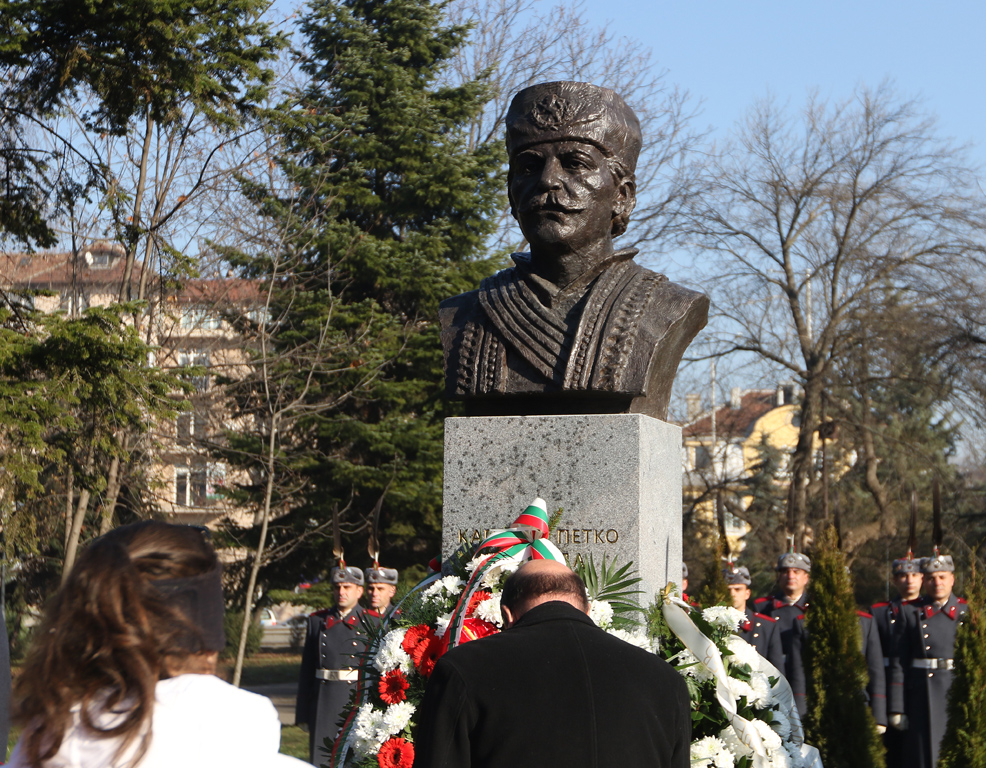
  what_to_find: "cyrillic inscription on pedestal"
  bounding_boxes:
[442,414,682,599]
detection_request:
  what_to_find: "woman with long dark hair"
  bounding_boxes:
[7,521,305,768]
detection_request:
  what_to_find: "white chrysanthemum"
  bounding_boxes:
[783,742,805,768]
[475,592,503,626]
[373,629,411,673]
[422,580,445,602]
[673,649,714,682]
[719,726,754,758]
[751,719,783,751]
[440,575,465,594]
[724,634,762,671]
[381,700,416,738]
[589,599,615,629]
[702,606,746,632]
[690,735,726,766]
[768,709,791,740]
[465,556,486,573]
[769,748,793,768]
[726,676,756,705]
[713,747,734,768]
[606,627,653,651]
[748,671,772,707]
[434,613,452,638]
[350,704,386,757]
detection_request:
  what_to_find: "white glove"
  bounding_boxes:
[876,725,887,735]
[889,713,908,731]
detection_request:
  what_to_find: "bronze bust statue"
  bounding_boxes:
[439,81,709,420]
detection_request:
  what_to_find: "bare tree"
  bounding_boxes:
[686,84,986,549]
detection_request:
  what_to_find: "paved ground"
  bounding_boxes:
[245,682,297,725]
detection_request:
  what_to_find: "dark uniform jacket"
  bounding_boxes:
[754,593,808,715]
[413,601,691,768]
[890,593,968,768]
[872,598,907,764]
[858,611,887,727]
[296,605,375,764]
[739,608,785,673]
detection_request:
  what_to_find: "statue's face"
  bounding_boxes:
[509,140,627,254]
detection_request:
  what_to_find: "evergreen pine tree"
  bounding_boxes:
[697,536,730,607]
[803,525,885,768]
[938,563,986,768]
[217,0,503,585]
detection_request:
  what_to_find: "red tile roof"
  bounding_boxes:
[682,390,779,439]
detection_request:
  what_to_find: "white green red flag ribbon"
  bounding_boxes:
[443,498,565,650]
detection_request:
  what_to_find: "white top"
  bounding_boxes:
[7,674,309,768]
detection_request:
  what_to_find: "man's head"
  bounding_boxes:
[921,555,956,603]
[331,566,364,612]
[505,82,640,255]
[775,552,811,599]
[365,566,398,611]
[723,565,752,612]
[892,557,923,601]
[500,559,589,628]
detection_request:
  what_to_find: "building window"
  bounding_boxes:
[177,350,210,392]
[694,445,712,470]
[175,467,210,506]
[180,307,222,330]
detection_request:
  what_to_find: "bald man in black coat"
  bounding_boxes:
[413,560,690,768]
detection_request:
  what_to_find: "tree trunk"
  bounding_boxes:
[232,417,278,687]
[99,453,123,536]
[789,379,823,551]
[62,487,91,582]
[64,466,74,553]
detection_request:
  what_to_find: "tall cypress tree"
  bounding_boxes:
[803,526,885,768]
[218,0,504,585]
[938,563,986,768]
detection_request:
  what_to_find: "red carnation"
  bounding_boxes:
[460,617,498,644]
[377,737,414,768]
[411,633,445,677]
[401,624,433,662]
[379,669,410,705]
[465,590,492,617]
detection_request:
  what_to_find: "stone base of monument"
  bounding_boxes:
[443,414,682,601]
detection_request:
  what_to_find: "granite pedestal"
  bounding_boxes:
[443,414,682,600]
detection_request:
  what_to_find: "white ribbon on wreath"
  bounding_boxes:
[662,597,823,768]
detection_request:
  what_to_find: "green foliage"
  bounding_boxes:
[939,563,986,768]
[803,526,884,768]
[697,537,730,608]
[223,610,263,660]
[576,554,643,629]
[217,0,504,590]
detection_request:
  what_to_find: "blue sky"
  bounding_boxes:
[582,1,985,169]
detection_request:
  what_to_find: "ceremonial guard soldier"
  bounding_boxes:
[725,564,784,672]
[858,609,888,730]
[891,553,967,768]
[872,555,922,763]
[295,565,376,765]
[755,552,810,715]
[365,563,399,617]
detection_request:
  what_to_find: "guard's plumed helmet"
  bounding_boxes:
[921,554,954,574]
[776,552,811,573]
[505,81,642,176]
[365,567,398,586]
[723,565,752,586]
[330,566,364,586]
[892,558,922,576]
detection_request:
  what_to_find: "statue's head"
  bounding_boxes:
[505,82,641,244]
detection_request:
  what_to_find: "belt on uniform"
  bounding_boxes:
[316,669,359,681]
[912,658,954,670]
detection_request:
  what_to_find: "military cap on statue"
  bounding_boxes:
[723,565,751,586]
[921,554,954,573]
[365,566,398,586]
[776,552,811,572]
[505,81,642,173]
[892,557,922,575]
[330,565,364,585]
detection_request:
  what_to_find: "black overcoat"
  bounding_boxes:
[858,611,887,727]
[890,593,968,768]
[872,598,906,764]
[739,607,785,673]
[295,605,373,765]
[754,593,808,715]
[412,601,690,768]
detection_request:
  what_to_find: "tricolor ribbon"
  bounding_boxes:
[443,498,565,650]
[662,596,823,768]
